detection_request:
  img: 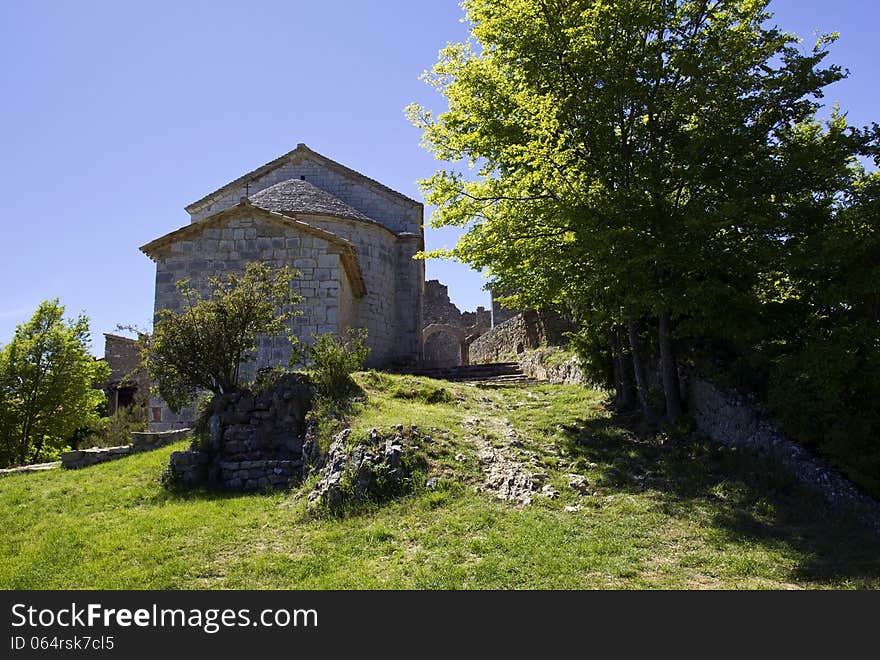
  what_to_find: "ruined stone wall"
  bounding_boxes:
[421,280,491,367]
[490,289,519,327]
[470,310,575,364]
[517,348,585,385]
[166,374,313,492]
[686,374,880,532]
[423,280,465,326]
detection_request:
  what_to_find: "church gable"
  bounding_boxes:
[184,144,423,236]
[141,201,366,300]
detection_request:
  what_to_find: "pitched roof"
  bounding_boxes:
[184,143,421,215]
[249,179,372,222]
[139,200,366,297]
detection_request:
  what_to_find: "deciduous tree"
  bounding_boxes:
[143,263,303,412]
[0,300,109,466]
[409,0,847,424]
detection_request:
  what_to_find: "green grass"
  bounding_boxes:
[1,373,879,589]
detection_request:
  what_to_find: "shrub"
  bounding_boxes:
[300,328,370,404]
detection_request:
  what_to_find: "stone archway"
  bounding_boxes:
[422,323,472,366]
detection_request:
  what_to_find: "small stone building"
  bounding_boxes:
[100,333,148,415]
[141,144,425,429]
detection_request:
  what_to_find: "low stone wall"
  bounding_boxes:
[0,461,61,478]
[131,429,191,452]
[165,373,313,491]
[687,374,880,532]
[470,310,574,364]
[518,348,584,385]
[62,428,191,470]
[62,446,133,469]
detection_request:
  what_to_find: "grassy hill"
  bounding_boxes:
[1,373,879,589]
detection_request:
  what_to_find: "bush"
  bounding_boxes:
[300,328,370,404]
[79,404,147,449]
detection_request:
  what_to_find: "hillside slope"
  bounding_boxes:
[1,373,879,589]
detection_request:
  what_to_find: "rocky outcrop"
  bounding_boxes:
[165,373,313,491]
[307,425,420,509]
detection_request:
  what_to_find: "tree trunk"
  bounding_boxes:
[627,318,654,420]
[610,330,636,412]
[30,434,44,464]
[18,418,31,465]
[658,310,683,425]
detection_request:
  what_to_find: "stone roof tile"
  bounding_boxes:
[249,179,372,222]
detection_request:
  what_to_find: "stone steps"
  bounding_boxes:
[395,362,533,384]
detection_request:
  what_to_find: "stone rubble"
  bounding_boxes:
[307,425,417,509]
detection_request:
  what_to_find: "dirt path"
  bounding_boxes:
[463,415,554,505]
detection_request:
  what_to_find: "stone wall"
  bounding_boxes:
[305,214,405,365]
[103,334,143,385]
[518,348,585,385]
[470,310,575,364]
[152,208,343,366]
[685,374,880,531]
[165,374,313,492]
[490,289,519,327]
[148,208,363,429]
[61,428,190,469]
[421,280,491,367]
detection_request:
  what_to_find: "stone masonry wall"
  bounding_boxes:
[470,310,575,364]
[517,348,585,385]
[490,289,519,327]
[61,429,190,469]
[149,209,343,429]
[166,374,313,492]
[304,215,400,365]
[103,334,143,385]
[422,280,491,367]
[686,373,880,532]
[183,149,424,367]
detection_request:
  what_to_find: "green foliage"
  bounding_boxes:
[299,328,370,405]
[0,300,109,467]
[80,402,148,450]
[410,0,880,492]
[144,263,303,412]
[360,371,455,405]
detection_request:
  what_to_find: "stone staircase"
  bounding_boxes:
[398,362,532,384]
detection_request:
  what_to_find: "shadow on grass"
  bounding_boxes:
[560,413,880,585]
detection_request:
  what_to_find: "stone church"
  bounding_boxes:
[140,144,425,429]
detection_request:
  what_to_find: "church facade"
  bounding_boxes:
[140,144,424,429]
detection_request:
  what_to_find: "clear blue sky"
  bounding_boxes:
[0,0,876,354]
